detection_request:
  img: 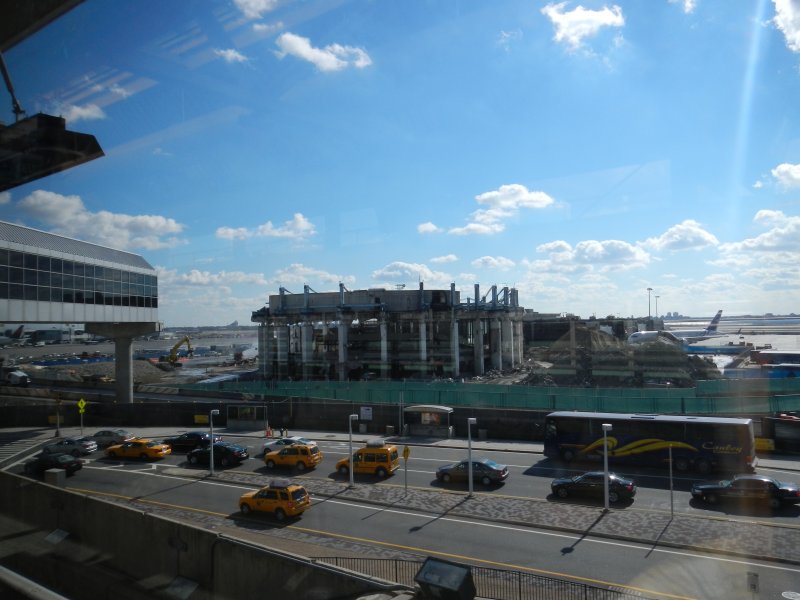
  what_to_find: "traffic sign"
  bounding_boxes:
[77,398,87,410]
[403,445,410,461]
[79,407,85,414]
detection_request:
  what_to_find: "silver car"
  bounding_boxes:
[260,436,316,457]
[89,429,136,448]
[44,436,98,456]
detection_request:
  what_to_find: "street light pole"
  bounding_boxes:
[602,423,612,511]
[647,287,653,319]
[209,409,220,476]
[655,295,660,318]
[467,417,477,498]
[348,414,358,488]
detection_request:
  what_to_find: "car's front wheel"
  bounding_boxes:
[556,487,569,499]
[338,465,349,476]
[140,453,148,460]
[705,493,719,504]
[240,504,251,515]
[188,454,198,465]
[266,459,276,469]
[608,490,620,503]
[274,508,287,522]
[481,475,492,486]
[296,461,306,472]
[376,467,387,478]
[441,473,451,483]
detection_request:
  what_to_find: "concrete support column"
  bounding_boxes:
[301,322,313,380]
[114,335,133,403]
[450,318,460,378]
[490,318,502,371]
[275,322,289,379]
[515,320,524,365]
[419,317,428,376]
[380,319,389,379]
[258,323,273,379]
[473,319,484,376]
[502,318,514,368]
[337,318,350,381]
[569,320,577,368]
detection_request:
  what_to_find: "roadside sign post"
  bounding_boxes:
[668,444,674,518]
[78,398,86,436]
[403,445,410,493]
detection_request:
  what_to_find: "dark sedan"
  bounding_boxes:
[691,474,800,509]
[162,431,221,452]
[24,452,83,476]
[551,472,637,504]
[187,442,249,467]
[436,458,509,486]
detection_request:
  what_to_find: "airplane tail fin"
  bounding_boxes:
[707,310,723,332]
[11,325,24,339]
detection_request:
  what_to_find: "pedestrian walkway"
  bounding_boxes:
[3,424,800,567]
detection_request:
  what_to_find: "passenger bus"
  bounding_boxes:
[543,412,757,474]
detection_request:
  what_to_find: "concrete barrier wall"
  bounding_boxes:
[0,471,395,598]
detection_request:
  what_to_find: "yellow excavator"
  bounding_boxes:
[159,336,193,367]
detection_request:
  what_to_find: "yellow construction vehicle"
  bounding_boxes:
[159,336,193,366]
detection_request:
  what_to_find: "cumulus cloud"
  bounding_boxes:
[534,238,650,272]
[430,254,458,264]
[269,264,355,286]
[669,0,697,14]
[275,32,372,72]
[471,256,515,270]
[418,222,443,234]
[641,219,719,251]
[718,210,800,264]
[771,162,800,189]
[234,0,278,20]
[158,267,268,287]
[449,184,555,236]
[60,103,106,123]
[214,48,249,63]
[541,2,625,51]
[773,0,800,53]
[216,213,317,240]
[371,261,451,287]
[17,190,185,251]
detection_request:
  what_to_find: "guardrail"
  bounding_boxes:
[312,557,656,599]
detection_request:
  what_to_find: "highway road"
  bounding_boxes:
[8,436,800,599]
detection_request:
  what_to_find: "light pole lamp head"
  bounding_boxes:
[211,409,220,417]
[602,423,612,432]
[349,414,358,421]
[467,418,477,426]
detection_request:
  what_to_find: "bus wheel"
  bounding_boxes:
[674,457,689,472]
[561,449,575,462]
[695,459,711,475]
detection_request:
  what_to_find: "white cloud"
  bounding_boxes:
[497,29,522,51]
[430,254,458,264]
[91,82,131,99]
[60,103,106,123]
[669,0,697,14]
[158,267,268,287]
[471,256,515,270]
[418,222,443,234]
[371,262,451,287]
[641,219,719,251]
[541,2,625,51]
[753,180,764,189]
[253,21,284,35]
[773,0,800,53]
[448,184,555,236]
[17,190,185,251]
[0,191,10,205]
[269,264,355,286]
[234,0,278,20]
[275,32,372,72]
[214,48,249,63]
[533,238,650,272]
[718,210,800,263]
[771,162,800,189]
[216,213,317,240]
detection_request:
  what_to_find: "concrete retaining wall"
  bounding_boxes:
[0,471,397,599]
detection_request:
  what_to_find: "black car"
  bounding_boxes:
[162,431,222,452]
[436,457,509,486]
[24,452,83,476]
[550,471,637,504]
[187,442,249,467]
[691,474,800,509]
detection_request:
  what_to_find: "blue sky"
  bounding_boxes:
[2,0,800,326]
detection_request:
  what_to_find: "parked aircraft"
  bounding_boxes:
[0,326,24,347]
[628,310,724,345]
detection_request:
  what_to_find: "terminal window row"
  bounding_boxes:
[0,250,157,307]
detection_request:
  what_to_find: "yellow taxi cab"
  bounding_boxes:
[105,439,172,460]
[239,479,310,521]
[264,444,322,471]
[336,439,400,478]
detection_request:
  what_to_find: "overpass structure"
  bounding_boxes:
[0,220,159,402]
[252,282,525,381]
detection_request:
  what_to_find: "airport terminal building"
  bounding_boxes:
[0,220,159,401]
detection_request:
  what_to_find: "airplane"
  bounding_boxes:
[628,310,724,345]
[0,325,24,347]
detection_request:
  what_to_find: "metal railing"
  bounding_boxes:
[311,557,656,599]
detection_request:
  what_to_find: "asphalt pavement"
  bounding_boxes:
[3,425,800,568]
